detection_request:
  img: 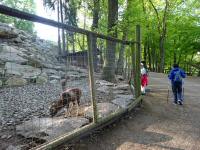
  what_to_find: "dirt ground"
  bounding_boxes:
[63,72,200,150]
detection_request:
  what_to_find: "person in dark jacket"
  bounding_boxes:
[168,64,186,105]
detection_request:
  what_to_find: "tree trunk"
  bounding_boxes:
[60,0,66,54]
[72,33,75,53]
[173,50,176,64]
[148,0,168,73]
[127,62,130,79]
[91,0,100,72]
[159,35,165,72]
[183,55,187,71]
[151,44,156,71]
[147,39,152,70]
[66,35,69,53]
[57,0,61,58]
[155,51,159,72]
[99,40,104,69]
[177,52,182,65]
[143,40,147,63]
[124,56,128,79]
[116,30,127,75]
[102,0,118,82]
[83,6,86,50]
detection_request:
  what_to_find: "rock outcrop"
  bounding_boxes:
[0,22,68,86]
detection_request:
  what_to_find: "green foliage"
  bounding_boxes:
[43,0,200,74]
[0,0,36,33]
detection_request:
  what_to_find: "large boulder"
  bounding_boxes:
[36,73,48,84]
[5,77,27,86]
[96,86,111,94]
[43,68,59,76]
[5,62,41,79]
[96,80,116,86]
[12,37,23,43]
[0,68,5,76]
[115,94,134,99]
[49,75,61,80]
[16,117,89,141]
[0,45,28,64]
[0,80,2,87]
[5,62,22,76]
[49,79,59,84]
[116,75,124,81]
[112,94,134,109]
[113,83,130,90]
[112,84,133,95]
[66,72,87,80]
[0,23,18,39]
[84,102,120,119]
[6,145,22,150]
[0,52,27,64]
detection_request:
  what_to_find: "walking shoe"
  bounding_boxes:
[173,101,178,105]
[178,100,183,105]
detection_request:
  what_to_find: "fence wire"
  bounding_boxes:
[0,6,140,149]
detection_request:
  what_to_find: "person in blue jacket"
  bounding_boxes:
[168,64,186,105]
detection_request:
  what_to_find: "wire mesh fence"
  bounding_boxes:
[0,30,93,149]
[0,5,141,149]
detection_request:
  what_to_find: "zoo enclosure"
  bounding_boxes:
[0,4,142,149]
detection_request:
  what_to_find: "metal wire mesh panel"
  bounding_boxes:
[93,38,136,121]
[0,22,93,149]
[0,6,140,149]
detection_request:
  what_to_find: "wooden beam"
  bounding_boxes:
[0,5,134,45]
[135,25,141,97]
[87,33,98,123]
[131,43,137,96]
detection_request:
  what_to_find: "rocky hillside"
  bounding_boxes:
[0,22,69,87]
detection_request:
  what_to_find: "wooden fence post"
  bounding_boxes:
[131,43,137,96]
[87,33,98,123]
[136,25,141,97]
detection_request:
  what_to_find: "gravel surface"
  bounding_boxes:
[0,83,62,129]
[0,73,132,150]
[0,78,91,131]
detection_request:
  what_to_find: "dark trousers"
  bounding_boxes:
[172,82,183,102]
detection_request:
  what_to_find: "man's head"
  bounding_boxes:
[173,64,179,68]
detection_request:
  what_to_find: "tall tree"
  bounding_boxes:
[148,0,168,72]
[60,0,66,54]
[64,0,80,52]
[102,0,118,82]
[116,0,130,75]
[91,0,100,72]
[57,0,62,57]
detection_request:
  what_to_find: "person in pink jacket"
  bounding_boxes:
[141,63,148,95]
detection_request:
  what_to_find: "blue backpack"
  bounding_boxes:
[174,70,182,82]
